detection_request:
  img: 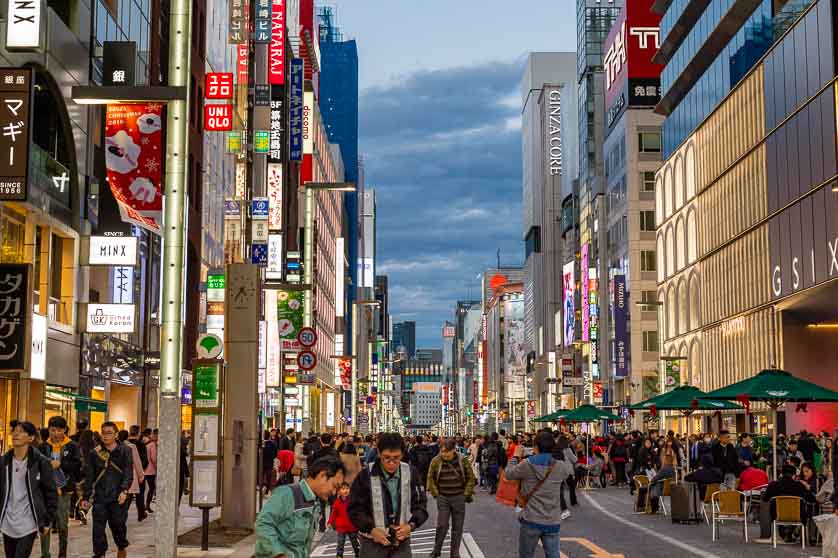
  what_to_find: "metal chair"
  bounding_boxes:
[633,475,651,513]
[771,495,806,549]
[701,482,721,524]
[657,478,673,516]
[711,490,748,542]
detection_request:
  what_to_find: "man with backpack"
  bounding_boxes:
[407,435,434,487]
[506,432,573,558]
[427,439,475,558]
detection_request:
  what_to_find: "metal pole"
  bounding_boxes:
[201,507,210,551]
[351,302,358,433]
[156,0,191,553]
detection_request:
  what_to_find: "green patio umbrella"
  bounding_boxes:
[629,385,743,412]
[532,409,570,423]
[699,368,838,478]
[562,404,621,423]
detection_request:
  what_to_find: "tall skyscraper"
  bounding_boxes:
[392,321,417,359]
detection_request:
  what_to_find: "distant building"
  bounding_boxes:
[392,321,416,358]
[416,348,443,362]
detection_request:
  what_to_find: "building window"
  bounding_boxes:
[642,171,656,192]
[642,330,659,352]
[0,207,26,263]
[640,210,656,232]
[640,290,658,304]
[638,132,662,153]
[640,250,657,272]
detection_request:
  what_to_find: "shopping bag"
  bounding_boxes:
[814,514,838,558]
[495,470,520,507]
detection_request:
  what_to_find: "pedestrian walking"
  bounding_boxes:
[116,431,146,522]
[79,422,133,558]
[254,455,346,558]
[261,430,278,493]
[427,439,475,558]
[0,421,56,558]
[125,426,148,520]
[142,429,157,513]
[348,433,428,558]
[328,482,360,557]
[37,417,80,558]
[505,432,573,558]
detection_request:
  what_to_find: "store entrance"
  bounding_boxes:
[0,377,19,454]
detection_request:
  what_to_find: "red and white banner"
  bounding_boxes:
[105,104,164,233]
[269,0,285,85]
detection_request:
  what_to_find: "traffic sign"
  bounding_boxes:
[297,350,317,371]
[297,327,317,348]
[196,334,223,359]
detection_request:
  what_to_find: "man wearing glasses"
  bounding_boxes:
[349,433,428,557]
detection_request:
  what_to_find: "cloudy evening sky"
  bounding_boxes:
[328,0,577,347]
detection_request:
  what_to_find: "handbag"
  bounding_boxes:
[517,462,556,509]
[494,470,520,507]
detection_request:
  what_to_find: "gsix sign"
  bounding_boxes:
[204,104,232,131]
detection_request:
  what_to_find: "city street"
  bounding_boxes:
[313,487,823,558]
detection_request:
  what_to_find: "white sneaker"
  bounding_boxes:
[561,509,571,520]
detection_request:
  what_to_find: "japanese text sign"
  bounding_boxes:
[0,68,32,201]
[206,73,234,100]
[0,264,30,371]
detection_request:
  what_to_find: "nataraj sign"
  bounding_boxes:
[269,0,285,85]
[204,104,233,131]
[105,103,164,233]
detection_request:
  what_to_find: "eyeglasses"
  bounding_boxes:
[380,454,401,463]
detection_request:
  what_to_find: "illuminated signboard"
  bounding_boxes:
[205,73,234,100]
[204,104,233,131]
[269,0,285,85]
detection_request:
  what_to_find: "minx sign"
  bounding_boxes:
[5,0,43,50]
[87,236,138,266]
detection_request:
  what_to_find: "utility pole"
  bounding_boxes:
[156,0,191,553]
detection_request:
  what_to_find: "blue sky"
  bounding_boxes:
[327,1,577,347]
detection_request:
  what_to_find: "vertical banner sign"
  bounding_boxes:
[277,290,304,350]
[236,43,248,87]
[0,264,29,371]
[266,233,283,280]
[562,261,575,347]
[5,0,43,49]
[267,163,282,228]
[265,289,281,387]
[269,0,285,85]
[194,362,220,408]
[205,73,234,99]
[269,98,283,163]
[0,68,32,201]
[228,0,245,43]
[105,104,164,233]
[581,243,590,342]
[289,58,304,161]
[254,0,272,43]
[613,274,629,377]
[665,360,680,391]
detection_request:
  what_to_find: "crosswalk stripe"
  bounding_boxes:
[311,530,486,558]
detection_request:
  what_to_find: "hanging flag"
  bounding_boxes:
[105,103,164,233]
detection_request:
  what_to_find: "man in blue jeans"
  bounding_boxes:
[505,432,573,558]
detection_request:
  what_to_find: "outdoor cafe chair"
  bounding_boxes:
[711,490,748,543]
[701,482,721,524]
[771,495,806,549]
[633,475,651,513]
[656,478,673,517]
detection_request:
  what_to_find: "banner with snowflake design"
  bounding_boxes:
[105,103,164,234]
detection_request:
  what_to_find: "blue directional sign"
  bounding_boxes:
[251,243,268,265]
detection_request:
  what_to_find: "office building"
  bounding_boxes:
[392,321,416,358]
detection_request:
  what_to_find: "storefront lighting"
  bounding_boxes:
[807,323,838,329]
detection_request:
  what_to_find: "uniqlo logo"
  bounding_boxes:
[204,104,233,131]
[206,73,234,100]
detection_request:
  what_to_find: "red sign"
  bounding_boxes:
[338,357,352,387]
[204,104,233,131]
[593,382,604,403]
[442,385,449,406]
[297,326,317,348]
[603,0,663,112]
[269,0,285,85]
[473,381,479,412]
[237,43,248,87]
[297,350,317,371]
[206,73,234,99]
[105,103,164,233]
[442,325,455,338]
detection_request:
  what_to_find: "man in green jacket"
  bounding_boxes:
[255,455,346,558]
[426,440,476,558]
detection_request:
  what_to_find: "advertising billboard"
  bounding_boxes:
[289,58,304,161]
[269,0,285,85]
[503,295,526,400]
[277,290,304,350]
[603,0,663,131]
[613,274,629,377]
[562,261,575,347]
[265,289,281,387]
[105,103,164,233]
[267,163,282,229]
[581,244,590,342]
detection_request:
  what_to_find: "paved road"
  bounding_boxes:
[314,485,823,558]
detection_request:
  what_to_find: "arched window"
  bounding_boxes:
[667,284,677,339]
[689,341,701,388]
[656,175,664,224]
[687,207,698,263]
[676,216,686,271]
[674,155,684,210]
[657,233,665,283]
[666,225,675,278]
[689,272,701,330]
[678,278,688,336]
[658,287,667,338]
[664,166,673,218]
[685,144,696,200]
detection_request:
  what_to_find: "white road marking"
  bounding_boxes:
[311,528,483,557]
[581,493,722,558]
[463,533,485,558]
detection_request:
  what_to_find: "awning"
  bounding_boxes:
[46,390,108,413]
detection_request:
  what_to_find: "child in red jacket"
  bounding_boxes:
[328,482,360,557]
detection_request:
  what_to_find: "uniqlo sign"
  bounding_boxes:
[269,0,285,85]
[206,73,233,99]
[204,104,233,131]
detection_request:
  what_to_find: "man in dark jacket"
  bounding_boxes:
[38,416,81,558]
[712,430,740,478]
[684,454,724,500]
[0,420,56,558]
[407,436,434,487]
[349,433,428,557]
[126,425,148,521]
[80,422,133,558]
